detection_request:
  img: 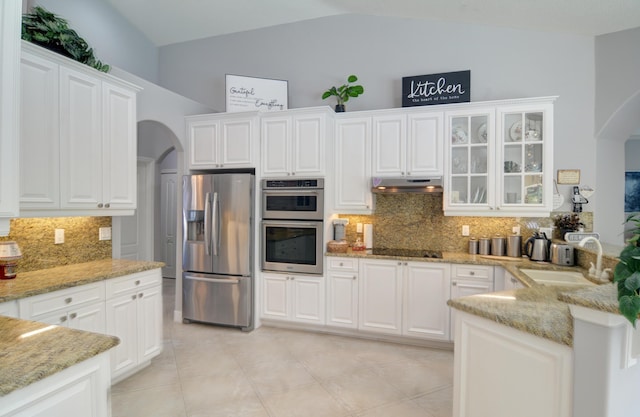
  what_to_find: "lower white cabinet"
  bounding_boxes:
[359,259,403,335]
[105,269,163,382]
[0,300,18,318]
[18,282,106,334]
[262,272,325,325]
[0,352,112,417]
[403,262,451,341]
[326,257,359,328]
[453,311,572,417]
[450,264,494,340]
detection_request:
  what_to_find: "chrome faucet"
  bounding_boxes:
[578,236,610,281]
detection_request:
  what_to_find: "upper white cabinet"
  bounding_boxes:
[372,110,443,177]
[444,97,556,217]
[261,107,331,177]
[20,42,140,216]
[186,112,258,170]
[0,0,21,235]
[333,115,373,213]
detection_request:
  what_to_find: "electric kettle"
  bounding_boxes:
[524,232,551,262]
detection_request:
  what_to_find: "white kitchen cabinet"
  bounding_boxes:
[371,111,443,177]
[261,108,330,177]
[18,282,106,334]
[326,257,359,328]
[495,267,527,291]
[453,311,572,417]
[444,97,556,217]
[261,272,325,325]
[450,264,494,340]
[333,116,373,213]
[0,352,112,417]
[0,300,18,318]
[105,269,163,382]
[0,0,20,235]
[186,112,258,169]
[20,42,140,216]
[359,259,403,335]
[403,261,451,341]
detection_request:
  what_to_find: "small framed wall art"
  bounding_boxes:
[225,74,288,112]
[557,169,581,185]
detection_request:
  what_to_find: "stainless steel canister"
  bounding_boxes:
[491,235,506,256]
[468,238,479,255]
[478,237,491,255]
[507,235,522,258]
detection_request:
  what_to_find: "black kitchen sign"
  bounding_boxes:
[402,70,470,107]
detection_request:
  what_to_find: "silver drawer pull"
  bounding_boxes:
[452,282,458,286]
[65,297,72,304]
[69,313,77,319]
[139,292,144,298]
[339,262,344,266]
[135,280,141,285]
[132,295,137,300]
[60,316,67,322]
[469,271,475,276]
[353,276,357,280]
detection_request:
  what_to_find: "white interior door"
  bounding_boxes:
[118,158,153,260]
[160,171,177,278]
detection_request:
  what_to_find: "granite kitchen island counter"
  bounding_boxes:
[0,258,164,302]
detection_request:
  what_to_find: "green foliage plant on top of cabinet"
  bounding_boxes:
[615,213,640,326]
[21,6,110,73]
[322,75,364,112]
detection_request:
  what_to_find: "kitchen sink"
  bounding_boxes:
[519,269,596,286]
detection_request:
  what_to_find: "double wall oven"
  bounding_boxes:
[261,178,324,275]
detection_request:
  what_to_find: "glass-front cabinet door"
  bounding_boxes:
[444,108,495,212]
[497,98,554,215]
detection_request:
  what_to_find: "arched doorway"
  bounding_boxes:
[595,90,640,245]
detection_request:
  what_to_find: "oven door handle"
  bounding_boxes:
[204,192,211,256]
[262,220,322,227]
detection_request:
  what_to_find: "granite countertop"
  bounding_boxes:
[0,316,119,396]
[328,249,620,347]
[0,258,165,303]
[0,258,164,397]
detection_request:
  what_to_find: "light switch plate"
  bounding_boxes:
[462,225,470,236]
[99,227,112,241]
[54,229,64,244]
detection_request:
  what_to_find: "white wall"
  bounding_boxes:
[30,0,160,83]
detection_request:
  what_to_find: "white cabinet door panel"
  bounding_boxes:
[137,283,163,362]
[261,117,290,176]
[262,273,289,319]
[292,114,325,175]
[359,260,402,334]
[291,275,324,324]
[403,262,451,340]
[372,115,405,176]
[327,271,358,328]
[407,112,443,175]
[333,117,372,212]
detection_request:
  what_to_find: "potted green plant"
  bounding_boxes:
[615,213,640,326]
[553,213,584,240]
[22,6,110,72]
[321,75,364,112]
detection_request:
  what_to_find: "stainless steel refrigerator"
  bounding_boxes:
[182,173,254,331]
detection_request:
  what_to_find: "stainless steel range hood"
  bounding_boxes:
[371,177,443,194]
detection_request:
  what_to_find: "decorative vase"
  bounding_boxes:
[335,104,345,112]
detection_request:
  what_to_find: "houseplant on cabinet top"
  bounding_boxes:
[21,5,110,72]
[321,75,364,112]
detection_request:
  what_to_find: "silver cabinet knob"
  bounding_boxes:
[353,276,356,280]
[470,271,475,276]
[98,203,104,208]
[339,262,344,266]
[397,262,402,266]
[65,297,72,304]
[403,262,408,266]
[452,282,458,286]
[132,294,137,300]
[60,316,67,322]
[135,280,141,285]
[69,313,77,319]
[139,292,144,298]
[105,203,110,208]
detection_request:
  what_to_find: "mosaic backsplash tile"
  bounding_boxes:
[0,217,112,272]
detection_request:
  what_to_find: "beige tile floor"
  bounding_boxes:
[111,279,454,417]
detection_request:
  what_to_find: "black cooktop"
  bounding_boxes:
[372,248,443,259]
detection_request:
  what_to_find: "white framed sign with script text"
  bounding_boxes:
[225,74,288,112]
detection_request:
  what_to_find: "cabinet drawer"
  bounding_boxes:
[327,257,358,272]
[19,282,105,319]
[106,269,161,299]
[452,264,494,281]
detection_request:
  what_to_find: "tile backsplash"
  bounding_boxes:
[337,194,593,253]
[0,217,112,272]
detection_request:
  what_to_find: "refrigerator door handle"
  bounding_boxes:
[185,275,241,285]
[212,191,219,256]
[204,192,211,256]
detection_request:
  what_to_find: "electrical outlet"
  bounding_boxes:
[512,225,521,235]
[99,227,112,241]
[462,225,470,236]
[54,229,64,244]
[539,227,553,238]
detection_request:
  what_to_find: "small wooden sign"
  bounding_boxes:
[402,70,470,107]
[225,74,288,112]
[557,169,581,184]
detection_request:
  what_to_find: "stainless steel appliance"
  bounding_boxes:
[261,179,324,275]
[371,177,443,193]
[524,232,551,262]
[182,173,254,331]
[550,243,575,266]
